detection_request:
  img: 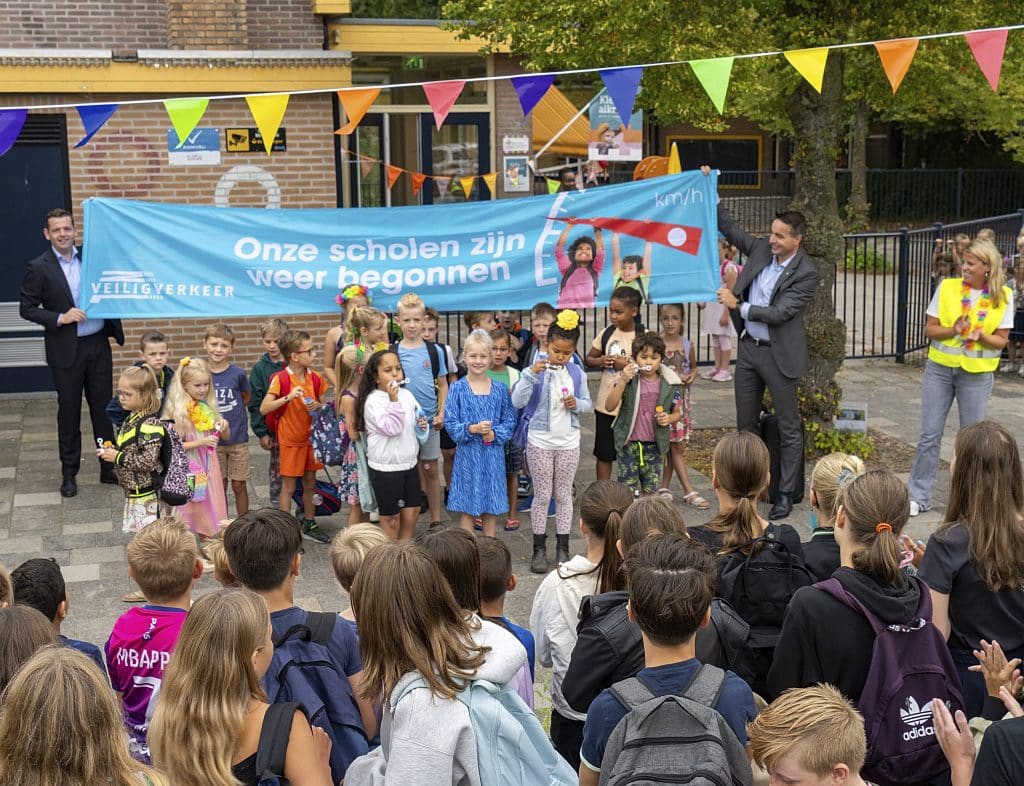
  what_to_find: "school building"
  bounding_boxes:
[0,3,783,393]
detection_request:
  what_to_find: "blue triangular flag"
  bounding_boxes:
[0,109,28,157]
[599,66,643,127]
[74,103,120,148]
[511,74,555,117]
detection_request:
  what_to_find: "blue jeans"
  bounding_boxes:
[907,360,992,508]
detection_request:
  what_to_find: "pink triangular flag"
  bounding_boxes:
[434,175,451,195]
[360,159,376,178]
[965,29,1008,92]
[423,80,466,129]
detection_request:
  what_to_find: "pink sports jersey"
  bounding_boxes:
[105,606,187,763]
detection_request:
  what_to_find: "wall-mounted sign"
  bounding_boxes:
[225,128,287,153]
[167,127,221,166]
[502,134,530,154]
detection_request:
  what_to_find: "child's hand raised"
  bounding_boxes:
[530,359,547,375]
[386,379,400,402]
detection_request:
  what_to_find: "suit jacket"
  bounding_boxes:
[718,205,818,379]
[19,248,124,369]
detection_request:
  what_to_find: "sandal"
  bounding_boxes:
[683,491,710,510]
[504,518,520,532]
[122,590,146,603]
[656,488,674,500]
[473,518,483,532]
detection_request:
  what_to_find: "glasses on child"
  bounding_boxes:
[294,349,316,355]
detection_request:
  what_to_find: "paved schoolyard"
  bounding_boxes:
[2,356,1023,660]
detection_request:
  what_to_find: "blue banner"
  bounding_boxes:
[81,171,719,317]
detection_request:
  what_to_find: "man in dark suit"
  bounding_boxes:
[712,192,818,519]
[19,208,125,497]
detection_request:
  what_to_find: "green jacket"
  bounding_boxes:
[612,366,681,456]
[248,352,287,438]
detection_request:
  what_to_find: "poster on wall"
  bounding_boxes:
[588,93,643,162]
[503,155,530,192]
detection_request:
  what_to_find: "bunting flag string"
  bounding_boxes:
[0,24,1020,156]
[410,171,427,196]
[482,172,498,198]
[385,164,403,189]
[434,175,451,196]
[458,175,477,197]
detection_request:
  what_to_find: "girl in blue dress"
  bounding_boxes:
[446,329,516,536]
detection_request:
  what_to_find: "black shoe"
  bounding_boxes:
[100,469,118,485]
[301,518,330,544]
[768,492,793,520]
[555,534,570,565]
[531,534,548,574]
[60,475,77,498]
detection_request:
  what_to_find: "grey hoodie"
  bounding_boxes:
[344,616,527,786]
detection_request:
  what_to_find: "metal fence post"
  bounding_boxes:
[895,228,910,363]
[955,169,964,221]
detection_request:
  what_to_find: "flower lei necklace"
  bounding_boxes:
[960,280,990,348]
[188,399,216,432]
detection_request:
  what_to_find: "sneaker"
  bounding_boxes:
[1001,361,1015,373]
[712,369,733,382]
[699,369,718,380]
[301,518,330,544]
[516,495,533,512]
[548,499,556,517]
[517,475,532,497]
[1018,366,1024,378]
[909,501,921,517]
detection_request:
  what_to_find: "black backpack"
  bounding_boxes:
[254,701,300,786]
[716,527,815,650]
[390,340,442,393]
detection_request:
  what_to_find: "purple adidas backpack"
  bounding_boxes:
[815,577,965,786]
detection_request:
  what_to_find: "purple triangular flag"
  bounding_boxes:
[74,103,120,148]
[599,66,643,127]
[0,109,28,157]
[511,74,555,117]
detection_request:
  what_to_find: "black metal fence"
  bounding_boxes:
[435,210,1024,367]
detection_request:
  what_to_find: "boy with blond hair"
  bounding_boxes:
[330,523,389,634]
[249,317,289,506]
[395,293,448,527]
[106,516,202,763]
[204,322,251,515]
[747,684,870,786]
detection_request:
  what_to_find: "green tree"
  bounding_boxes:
[441,0,1020,430]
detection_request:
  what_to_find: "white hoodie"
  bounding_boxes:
[344,616,527,786]
[529,555,600,721]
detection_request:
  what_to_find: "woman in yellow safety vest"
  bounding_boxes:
[908,239,1012,517]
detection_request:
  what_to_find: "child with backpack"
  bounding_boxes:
[249,317,289,507]
[688,431,809,696]
[768,469,963,786]
[529,480,633,769]
[445,329,516,538]
[106,517,202,762]
[478,536,535,680]
[579,532,757,786]
[555,223,604,309]
[803,452,866,580]
[748,684,871,786]
[223,508,376,784]
[163,357,229,541]
[512,310,592,572]
[344,541,576,786]
[330,523,389,639]
[149,588,333,786]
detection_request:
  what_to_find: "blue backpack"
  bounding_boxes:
[263,612,369,785]
[511,363,583,450]
[396,676,576,786]
[311,400,348,466]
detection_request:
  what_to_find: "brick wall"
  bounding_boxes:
[246,0,324,50]
[166,0,248,49]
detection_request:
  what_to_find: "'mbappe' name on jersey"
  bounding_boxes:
[115,647,171,670]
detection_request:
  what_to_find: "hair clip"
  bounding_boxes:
[555,309,580,330]
[180,356,191,367]
[836,467,854,486]
[336,284,370,306]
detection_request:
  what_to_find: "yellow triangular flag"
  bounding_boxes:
[546,178,560,194]
[163,98,209,149]
[668,142,682,175]
[784,47,829,93]
[482,172,497,197]
[874,38,919,94]
[459,175,476,199]
[245,94,290,156]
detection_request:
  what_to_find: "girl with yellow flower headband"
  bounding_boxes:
[511,309,593,573]
[163,357,229,540]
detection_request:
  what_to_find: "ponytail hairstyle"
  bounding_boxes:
[548,309,582,347]
[619,495,687,556]
[707,431,770,554]
[838,470,909,585]
[810,452,866,527]
[334,344,364,395]
[346,305,386,346]
[567,480,634,592]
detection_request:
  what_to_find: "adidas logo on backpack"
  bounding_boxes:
[899,696,944,741]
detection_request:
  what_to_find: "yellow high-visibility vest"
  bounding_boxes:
[928,278,1010,372]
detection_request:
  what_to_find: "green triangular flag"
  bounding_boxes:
[689,57,734,114]
[163,98,210,149]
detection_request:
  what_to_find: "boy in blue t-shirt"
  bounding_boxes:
[579,533,757,785]
[204,322,252,516]
[394,293,448,527]
[477,536,536,680]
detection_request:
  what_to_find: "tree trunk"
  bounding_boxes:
[785,53,847,440]
[845,99,870,230]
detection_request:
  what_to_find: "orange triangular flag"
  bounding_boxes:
[360,159,376,177]
[482,172,497,197]
[410,172,427,195]
[336,88,381,135]
[965,29,1008,92]
[784,47,829,93]
[874,38,919,93]
[434,175,451,195]
[459,175,476,198]
[386,165,403,189]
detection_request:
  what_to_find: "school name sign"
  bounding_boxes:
[81,171,719,317]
